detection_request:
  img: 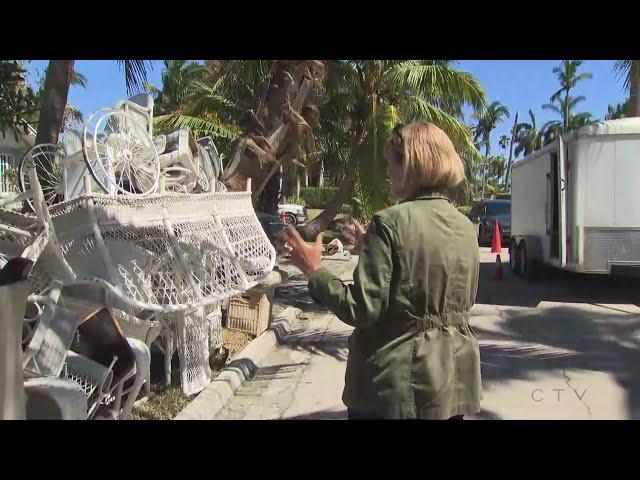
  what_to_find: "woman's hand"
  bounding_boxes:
[340,218,368,252]
[277,226,324,276]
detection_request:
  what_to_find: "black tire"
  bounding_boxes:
[509,239,521,275]
[478,225,485,246]
[518,240,538,280]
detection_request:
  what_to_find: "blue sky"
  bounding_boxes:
[457,60,626,156]
[24,60,628,159]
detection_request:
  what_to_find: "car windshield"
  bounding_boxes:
[486,202,511,215]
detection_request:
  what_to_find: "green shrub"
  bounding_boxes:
[457,205,472,216]
[494,193,511,200]
[286,196,306,207]
[299,187,338,208]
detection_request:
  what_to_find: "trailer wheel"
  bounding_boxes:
[509,239,521,275]
[518,240,537,280]
[478,225,487,247]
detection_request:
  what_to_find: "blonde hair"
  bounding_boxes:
[384,122,465,194]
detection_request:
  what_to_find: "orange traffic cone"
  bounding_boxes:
[492,220,503,280]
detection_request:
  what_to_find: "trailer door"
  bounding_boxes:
[557,136,567,267]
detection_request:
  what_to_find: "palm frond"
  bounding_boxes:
[184,80,244,119]
[568,95,586,109]
[542,102,562,115]
[71,71,87,89]
[117,60,153,96]
[613,60,639,91]
[387,62,486,112]
[154,114,240,141]
[401,95,478,156]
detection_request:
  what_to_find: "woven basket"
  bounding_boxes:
[226,288,273,336]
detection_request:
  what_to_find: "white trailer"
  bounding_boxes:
[509,118,640,277]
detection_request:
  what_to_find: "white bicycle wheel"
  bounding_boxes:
[83,109,160,195]
[18,143,64,212]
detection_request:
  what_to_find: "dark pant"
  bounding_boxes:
[348,409,464,420]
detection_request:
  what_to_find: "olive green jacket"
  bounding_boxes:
[308,191,482,419]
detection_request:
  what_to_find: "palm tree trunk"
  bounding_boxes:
[630,61,640,117]
[299,169,356,240]
[224,61,322,202]
[256,167,281,214]
[504,111,518,189]
[481,141,489,199]
[318,159,324,187]
[35,60,74,146]
[564,90,569,132]
[298,124,366,240]
[35,60,74,190]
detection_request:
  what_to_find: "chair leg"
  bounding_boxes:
[144,324,161,397]
[119,338,151,420]
[164,332,172,386]
[113,381,124,412]
[144,370,152,397]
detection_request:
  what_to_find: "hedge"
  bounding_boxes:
[299,187,339,208]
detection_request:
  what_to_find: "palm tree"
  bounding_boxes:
[473,101,510,156]
[146,60,206,115]
[541,120,563,146]
[542,94,586,125]
[541,112,594,146]
[0,60,39,141]
[473,100,510,199]
[549,60,592,131]
[299,60,486,238]
[145,60,242,151]
[35,60,75,146]
[485,154,508,197]
[570,112,595,128]
[35,66,88,132]
[182,60,328,213]
[613,60,640,117]
[605,102,627,120]
[141,60,324,214]
[514,109,544,157]
[498,134,510,155]
[486,155,506,183]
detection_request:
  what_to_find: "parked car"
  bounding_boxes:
[256,212,285,245]
[468,199,511,246]
[277,203,308,225]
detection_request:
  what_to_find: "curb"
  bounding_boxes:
[174,306,301,420]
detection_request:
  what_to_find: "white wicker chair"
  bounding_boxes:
[1,162,151,419]
[0,258,32,419]
[43,184,275,395]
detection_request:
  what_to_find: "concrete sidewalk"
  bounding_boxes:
[215,309,351,420]
[215,257,356,420]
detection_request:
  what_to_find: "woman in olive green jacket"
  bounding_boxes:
[279,122,482,420]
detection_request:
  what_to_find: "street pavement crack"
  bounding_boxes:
[563,369,592,419]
